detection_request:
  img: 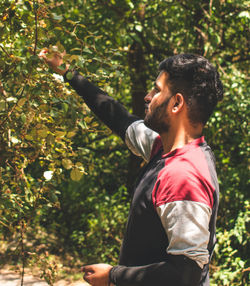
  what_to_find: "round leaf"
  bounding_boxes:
[70,168,83,181]
[62,158,73,170]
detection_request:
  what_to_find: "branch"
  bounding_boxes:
[20,220,25,286]
[0,44,10,57]
[232,55,250,64]
[194,26,208,42]
[0,219,9,228]
[209,0,213,16]
[220,54,250,67]
[33,0,38,55]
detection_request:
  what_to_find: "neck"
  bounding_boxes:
[160,125,203,155]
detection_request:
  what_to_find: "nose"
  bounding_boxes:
[144,90,153,103]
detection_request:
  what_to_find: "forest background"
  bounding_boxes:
[0,0,249,285]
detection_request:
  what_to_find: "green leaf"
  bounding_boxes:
[49,192,58,203]
[46,134,55,145]
[17,98,26,107]
[62,102,69,113]
[135,24,143,32]
[55,131,66,138]
[25,134,33,141]
[66,72,73,81]
[83,47,92,54]
[62,158,73,170]
[0,100,7,111]
[238,11,250,18]
[70,168,83,181]
[37,128,48,138]
[67,131,76,138]
[51,13,63,21]
[56,41,65,52]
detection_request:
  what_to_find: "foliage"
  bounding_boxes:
[70,186,130,264]
[0,0,249,285]
[211,202,250,285]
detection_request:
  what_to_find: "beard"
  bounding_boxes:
[144,97,171,134]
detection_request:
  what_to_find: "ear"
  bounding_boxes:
[172,93,185,114]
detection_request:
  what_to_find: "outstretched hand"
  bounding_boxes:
[39,48,68,76]
[82,263,114,286]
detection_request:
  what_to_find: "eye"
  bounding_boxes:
[154,87,160,93]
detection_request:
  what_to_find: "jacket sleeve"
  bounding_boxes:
[124,120,159,162]
[109,254,202,286]
[64,70,139,141]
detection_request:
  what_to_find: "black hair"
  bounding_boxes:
[159,54,224,125]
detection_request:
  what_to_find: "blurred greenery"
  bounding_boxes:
[0,0,249,285]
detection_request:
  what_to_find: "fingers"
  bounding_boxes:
[82,265,94,273]
[82,265,94,283]
[83,272,92,284]
[82,264,113,286]
[38,47,68,75]
[38,47,63,62]
[38,48,49,63]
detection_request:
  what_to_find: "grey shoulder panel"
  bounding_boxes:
[125,120,158,162]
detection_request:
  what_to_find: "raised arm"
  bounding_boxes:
[39,48,138,140]
[63,70,138,140]
[39,49,158,158]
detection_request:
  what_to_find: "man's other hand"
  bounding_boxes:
[39,48,68,76]
[82,263,114,286]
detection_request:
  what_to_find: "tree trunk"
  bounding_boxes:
[193,1,210,55]
[126,41,148,193]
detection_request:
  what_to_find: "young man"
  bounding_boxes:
[39,50,223,286]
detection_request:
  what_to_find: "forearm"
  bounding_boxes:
[64,70,139,140]
[109,255,202,286]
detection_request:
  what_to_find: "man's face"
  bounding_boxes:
[144,71,173,134]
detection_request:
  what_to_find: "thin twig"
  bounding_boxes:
[20,220,25,286]
[33,0,38,55]
[194,26,208,42]
[209,0,213,16]
[6,160,15,171]
[0,44,10,57]
[0,219,9,228]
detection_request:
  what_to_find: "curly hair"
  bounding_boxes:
[159,54,224,125]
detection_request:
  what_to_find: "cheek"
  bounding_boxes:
[153,92,160,100]
[150,93,160,105]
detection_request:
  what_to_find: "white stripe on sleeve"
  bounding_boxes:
[156,200,212,268]
[125,120,158,162]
